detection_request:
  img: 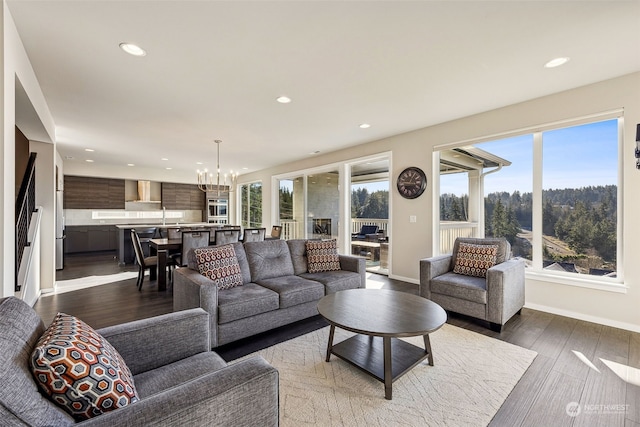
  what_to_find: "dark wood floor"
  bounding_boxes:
[36,252,640,426]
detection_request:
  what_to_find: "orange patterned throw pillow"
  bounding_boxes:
[30,313,139,421]
[194,244,244,290]
[453,242,499,278]
[306,240,341,273]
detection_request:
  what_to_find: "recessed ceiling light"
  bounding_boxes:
[196,162,203,165]
[127,163,135,167]
[544,57,570,68]
[359,123,371,129]
[276,96,292,104]
[161,158,169,161]
[242,167,248,170]
[85,159,94,163]
[165,167,172,170]
[119,42,147,57]
[84,148,95,152]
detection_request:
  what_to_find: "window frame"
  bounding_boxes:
[432,110,625,293]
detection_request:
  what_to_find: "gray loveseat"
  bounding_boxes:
[173,239,366,348]
[0,297,278,426]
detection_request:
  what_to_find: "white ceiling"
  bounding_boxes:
[7,0,640,180]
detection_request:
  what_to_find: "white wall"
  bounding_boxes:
[30,141,55,291]
[240,72,640,331]
[1,2,55,298]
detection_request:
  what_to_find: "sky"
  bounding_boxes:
[441,119,618,196]
[278,119,618,198]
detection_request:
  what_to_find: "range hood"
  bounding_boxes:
[137,180,151,202]
[126,180,160,203]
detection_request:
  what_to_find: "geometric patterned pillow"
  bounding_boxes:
[306,239,341,273]
[194,244,244,290]
[452,243,499,278]
[30,313,139,421]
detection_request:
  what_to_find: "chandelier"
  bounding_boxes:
[197,140,237,195]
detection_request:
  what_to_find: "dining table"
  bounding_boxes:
[149,238,181,292]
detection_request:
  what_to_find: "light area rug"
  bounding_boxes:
[240,324,537,427]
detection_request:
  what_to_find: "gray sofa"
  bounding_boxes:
[419,237,525,332]
[173,239,366,348]
[0,296,278,426]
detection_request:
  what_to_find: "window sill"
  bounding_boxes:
[525,270,627,294]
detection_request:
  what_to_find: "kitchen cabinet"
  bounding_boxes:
[65,225,117,254]
[162,183,205,212]
[64,176,125,209]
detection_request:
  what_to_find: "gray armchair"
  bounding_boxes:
[419,237,525,332]
[0,297,279,426]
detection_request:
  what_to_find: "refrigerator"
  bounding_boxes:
[55,190,65,270]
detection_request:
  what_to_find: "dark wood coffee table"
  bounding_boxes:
[317,288,447,400]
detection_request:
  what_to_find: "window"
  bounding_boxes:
[240,182,262,228]
[437,116,621,282]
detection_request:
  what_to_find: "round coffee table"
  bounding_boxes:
[317,288,447,400]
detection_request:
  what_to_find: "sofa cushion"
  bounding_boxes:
[30,313,139,421]
[0,297,74,427]
[133,352,227,398]
[452,242,498,278]
[431,272,487,304]
[188,242,251,284]
[286,239,309,275]
[194,245,244,290]
[255,276,325,309]
[217,283,280,324]
[306,240,341,273]
[451,237,511,266]
[300,270,362,294]
[245,240,295,281]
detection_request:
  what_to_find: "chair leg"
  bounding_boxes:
[137,267,144,291]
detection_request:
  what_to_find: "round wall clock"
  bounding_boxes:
[396,167,427,199]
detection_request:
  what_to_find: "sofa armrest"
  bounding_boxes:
[80,356,279,427]
[486,258,526,324]
[419,255,452,299]
[173,267,220,347]
[97,308,210,375]
[339,254,366,288]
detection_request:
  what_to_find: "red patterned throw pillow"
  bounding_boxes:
[453,242,499,278]
[194,244,244,290]
[306,240,341,273]
[30,313,139,421]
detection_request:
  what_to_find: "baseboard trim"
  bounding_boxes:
[524,302,640,333]
[388,274,419,285]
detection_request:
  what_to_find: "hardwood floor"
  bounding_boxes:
[35,252,640,426]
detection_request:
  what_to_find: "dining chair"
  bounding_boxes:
[131,229,158,291]
[269,225,283,239]
[242,228,266,243]
[176,230,211,266]
[215,229,241,245]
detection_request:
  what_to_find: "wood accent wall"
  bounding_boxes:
[64,176,125,209]
[161,183,205,211]
[15,127,30,201]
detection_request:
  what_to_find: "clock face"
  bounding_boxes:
[397,167,427,199]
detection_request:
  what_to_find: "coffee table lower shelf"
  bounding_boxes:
[329,333,431,399]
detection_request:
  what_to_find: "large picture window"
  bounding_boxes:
[437,116,620,282]
[240,182,262,228]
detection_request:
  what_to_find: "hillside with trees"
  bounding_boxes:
[441,185,617,273]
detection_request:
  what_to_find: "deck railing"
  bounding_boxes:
[280,218,477,254]
[439,221,479,254]
[351,218,388,235]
